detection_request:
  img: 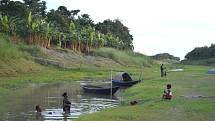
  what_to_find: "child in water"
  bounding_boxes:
[162,84,172,100]
[35,105,42,113]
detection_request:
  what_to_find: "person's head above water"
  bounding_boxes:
[35,105,42,112]
[62,92,68,97]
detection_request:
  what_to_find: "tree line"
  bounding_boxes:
[0,0,134,53]
[185,44,215,60]
[151,53,180,61]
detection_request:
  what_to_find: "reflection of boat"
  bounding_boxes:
[82,85,120,95]
[81,92,118,100]
[112,80,141,87]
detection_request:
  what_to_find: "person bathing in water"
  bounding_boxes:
[35,105,44,120]
[35,105,42,113]
[162,84,172,100]
[62,92,71,113]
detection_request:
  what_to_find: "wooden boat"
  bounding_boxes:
[82,85,120,95]
[112,80,141,87]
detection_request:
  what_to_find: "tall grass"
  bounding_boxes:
[0,33,27,59]
[19,44,47,58]
[90,48,154,67]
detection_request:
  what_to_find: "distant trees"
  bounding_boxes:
[185,44,215,60]
[0,0,134,54]
[151,53,180,61]
[95,19,134,50]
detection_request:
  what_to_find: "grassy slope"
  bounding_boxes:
[77,65,215,121]
[0,33,153,103]
[91,48,154,67]
[0,33,44,77]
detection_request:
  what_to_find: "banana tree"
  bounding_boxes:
[95,31,105,48]
[89,27,95,50]
[105,33,114,47]
[68,21,77,50]
[81,26,95,54]
[0,15,10,33]
[87,26,95,53]
[44,22,55,48]
[80,27,87,53]
[27,12,40,44]
[56,31,63,48]
[62,33,67,48]
[77,31,82,52]
[0,14,19,41]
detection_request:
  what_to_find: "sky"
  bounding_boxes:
[45,0,215,59]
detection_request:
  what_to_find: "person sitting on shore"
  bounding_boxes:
[62,92,71,113]
[162,84,172,100]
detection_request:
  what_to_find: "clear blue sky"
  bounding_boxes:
[45,0,215,59]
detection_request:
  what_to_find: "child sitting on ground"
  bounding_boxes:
[162,84,172,100]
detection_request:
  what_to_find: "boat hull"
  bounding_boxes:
[208,69,215,74]
[112,80,141,87]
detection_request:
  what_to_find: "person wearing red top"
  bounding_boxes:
[162,84,172,100]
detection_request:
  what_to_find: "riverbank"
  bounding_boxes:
[77,65,215,121]
[1,62,215,121]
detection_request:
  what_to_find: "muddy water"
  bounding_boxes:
[0,82,121,121]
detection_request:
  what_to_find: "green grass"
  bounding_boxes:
[77,65,215,121]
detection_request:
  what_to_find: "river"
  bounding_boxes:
[0,81,122,121]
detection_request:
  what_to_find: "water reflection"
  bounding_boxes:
[0,82,121,121]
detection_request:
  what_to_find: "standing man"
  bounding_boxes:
[160,64,164,77]
[62,92,71,113]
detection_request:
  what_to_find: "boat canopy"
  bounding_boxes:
[113,72,132,82]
